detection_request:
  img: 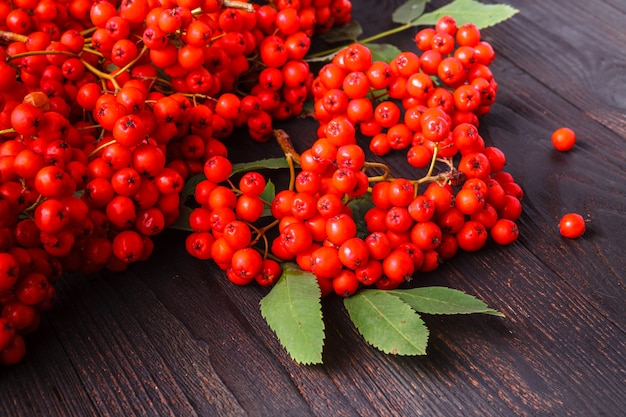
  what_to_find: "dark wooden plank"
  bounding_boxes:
[0,319,101,417]
[47,271,248,417]
[486,0,626,134]
[1,0,625,416]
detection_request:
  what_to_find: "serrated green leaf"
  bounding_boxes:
[260,263,325,364]
[259,179,275,218]
[412,0,518,29]
[344,290,428,355]
[231,157,290,176]
[390,286,505,316]
[364,42,402,63]
[348,195,375,240]
[320,20,363,43]
[392,0,428,24]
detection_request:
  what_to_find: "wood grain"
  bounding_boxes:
[1,0,625,416]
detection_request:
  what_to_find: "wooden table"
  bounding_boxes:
[2,0,625,416]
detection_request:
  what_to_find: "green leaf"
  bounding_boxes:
[259,179,275,218]
[180,173,206,205]
[299,99,315,119]
[260,263,325,364]
[348,195,375,240]
[168,204,193,231]
[364,42,402,63]
[412,0,518,29]
[390,286,505,316]
[231,157,290,176]
[320,20,363,43]
[344,290,428,355]
[392,0,428,24]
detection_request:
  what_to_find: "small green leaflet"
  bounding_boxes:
[259,179,275,218]
[167,204,193,231]
[347,195,375,240]
[364,43,403,63]
[392,0,428,24]
[299,99,315,119]
[344,290,429,355]
[231,157,290,176]
[260,263,325,365]
[410,0,519,29]
[320,20,363,43]
[390,287,505,316]
[180,173,206,205]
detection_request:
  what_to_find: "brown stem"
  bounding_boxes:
[274,129,301,165]
[0,30,27,43]
[77,124,101,131]
[424,142,439,179]
[81,47,104,58]
[88,139,116,159]
[115,46,148,75]
[80,27,97,37]
[23,194,44,212]
[247,221,271,259]
[363,161,391,183]
[415,172,451,186]
[273,129,300,191]
[7,50,77,62]
[222,1,255,12]
[251,219,280,250]
[81,58,121,91]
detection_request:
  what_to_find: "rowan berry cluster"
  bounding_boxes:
[185,155,283,286]
[0,0,352,366]
[257,19,524,296]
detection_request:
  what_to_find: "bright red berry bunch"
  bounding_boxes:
[185,156,283,287]
[256,17,524,297]
[0,0,353,365]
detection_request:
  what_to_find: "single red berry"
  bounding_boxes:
[551,127,576,151]
[332,269,360,297]
[382,249,414,283]
[490,219,520,245]
[559,213,586,238]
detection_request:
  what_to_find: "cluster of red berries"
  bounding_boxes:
[0,0,353,366]
[181,21,525,299]
[257,20,523,296]
[185,155,283,286]
[311,18,498,163]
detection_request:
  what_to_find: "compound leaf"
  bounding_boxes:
[260,263,325,364]
[344,289,428,355]
[390,286,505,316]
[412,0,518,29]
